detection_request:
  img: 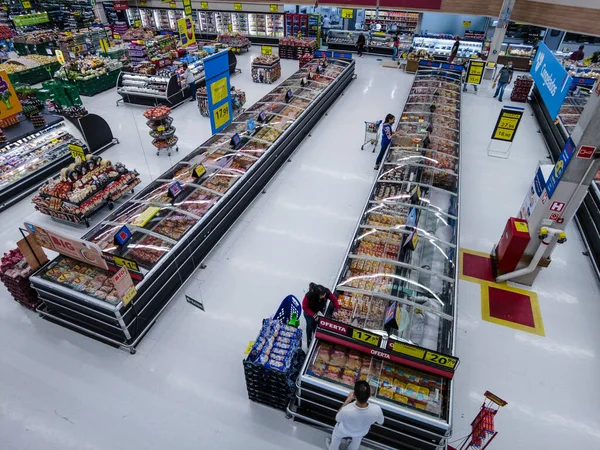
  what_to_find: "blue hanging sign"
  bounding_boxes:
[530,42,572,120]
[204,50,233,134]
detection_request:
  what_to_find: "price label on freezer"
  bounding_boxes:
[192,164,206,178]
[169,1,176,8]
[99,38,109,53]
[233,3,242,10]
[113,256,140,273]
[213,103,231,130]
[424,351,458,369]
[131,206,160,228]
[491,107,524,143]
[122,286,136,306]
[134,19,142,28]
[388,341,426,359]
[351,329,381,347]
[210,76,228,104]
[341,8,354,19]
[261,46,272,55]
[201,1,208,8]
[113,225,132,247]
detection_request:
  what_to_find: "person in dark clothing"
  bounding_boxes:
[493,62,514,102]
[448,36,460,63]
[375,113,395,170]
[356,33,366,57]
[302,282,340,347]
[569,45,585,62]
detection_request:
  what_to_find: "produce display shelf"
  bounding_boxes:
[29,58,356,353]
[290,61,464,450]
[530,86,600,282]
[61,69,122,97]
[0,113,63,149]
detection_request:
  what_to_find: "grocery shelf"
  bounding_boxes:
[30,58,356,353]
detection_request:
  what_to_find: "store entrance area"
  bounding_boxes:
[1,46,600,450]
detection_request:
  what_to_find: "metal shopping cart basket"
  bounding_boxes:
[361,120,382,152]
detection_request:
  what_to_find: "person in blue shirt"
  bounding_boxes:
[375,114,395,170]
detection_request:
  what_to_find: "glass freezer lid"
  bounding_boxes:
[383,158,458,193]
[306,340,448,419]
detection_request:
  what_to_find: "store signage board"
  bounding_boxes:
[466,60,484,85]
[112,266,136,306]
[168,181,183,199]
[186,295,205,311]
[192,164,206,178]
[69,143,86,160]
[0,71,23,121]
[314,50,353,59]
[234,3,242,11]
[230,133,241,147]
[177,16,195,48]
[112,1,129,11]
[530,42,572,120]
[12,12,49,26]
[576,145,596,159]
[545,138,575,198]
[201,1,208,8]
[491,106,524,142]
[182,0,193,16]
[204,50,233,134]
[317,317,383,348]
[24,222,108,270]
[269,4,278,12]
[261,46,272,55]
[341,9,354,19]
[247,118,255,132]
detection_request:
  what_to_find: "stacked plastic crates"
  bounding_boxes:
[510,75,534,103]
[243,295,305,410]
[0,248,40,311]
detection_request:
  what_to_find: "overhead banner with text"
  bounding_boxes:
[204,51,232,134]
[530,42,572,120]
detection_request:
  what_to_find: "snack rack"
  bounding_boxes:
[290,61,464,450]
[251,56,282,84]
[145,106,179,157]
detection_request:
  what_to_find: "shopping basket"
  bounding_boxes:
[273,294,302,324]
[361,120,382,152]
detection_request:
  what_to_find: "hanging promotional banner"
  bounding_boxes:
[466,60,484,85]
[182,0,193,16]
[177,16,196,48]
[530,42,572,120]
[491,106,524,142]
[204,50,233,134]
[0,71,23,120]
[24,222,108,270]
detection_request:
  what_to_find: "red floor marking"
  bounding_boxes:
[487,285,535,328]
[462,252,495,282]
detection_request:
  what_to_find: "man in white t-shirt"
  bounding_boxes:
[326,381,385,450]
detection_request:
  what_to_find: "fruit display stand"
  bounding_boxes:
[279,37,317,60]
[28,57,356,353]
[32,155,141,227]
[144,106,178,156]
[290,61,464,450]
[0,248,40,311]
[53,56,123,97]
[0,55,61,85]
[13,31,59,56]
[251,55,281,84]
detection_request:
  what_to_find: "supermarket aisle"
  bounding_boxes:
[0,53,411,450]
[451,84,600,449]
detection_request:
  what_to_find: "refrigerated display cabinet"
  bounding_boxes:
[30,58,356,353]
[364,9,419,34]
[285,13,308,38]
[327,30,407,56]
[197,10,284,44]
[291,61,463,450]
[412,36,483,60]
[498,43,534,71]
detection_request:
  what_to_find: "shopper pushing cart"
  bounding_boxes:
[374,113,395,170]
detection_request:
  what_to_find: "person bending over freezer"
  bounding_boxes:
[326,381,384,450]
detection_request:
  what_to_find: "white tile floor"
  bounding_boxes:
[0,49,599,450]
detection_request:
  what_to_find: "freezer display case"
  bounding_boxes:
[117,71,192,107]
[292,61,463,450]
[30,58,356,353]
[0,122,104,212]
[327,30,408,56]
[413,36,483,60]
[285,13,308,37]
[498,43,534,71]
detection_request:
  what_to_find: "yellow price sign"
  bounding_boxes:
[424,351,459,369]
[493,128,515,141]
[487,61,496,68]
[462,20,471,27]
[122,286,136,305]
[244,341,254,355]
[389,341,426,359]
[113,256,140,272]
[467,75,480,84]
[169,1,176,8]
[498,118,518,130]
[210,77,228,105]
[233,3,242,10]
[469,66,483,76]
[350,328,381,346]
[134,19,142,27]
[140,0,147,5]
[113,33,121,40]
[492,108,523,142]
[69,144,86,161]
[193,164,206,177]
[228,23,232,32]
[201,1,208,8]
[131,206,161,227]
[213,102,231,130]
[22,1,32,8]
[269,4,278,12]
[341,8,353,19]
[55,49,65,65]
[99,38,109,53]
[261,45,272,55]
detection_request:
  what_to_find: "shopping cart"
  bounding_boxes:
[361,120,382,152]
[273,294,302,325]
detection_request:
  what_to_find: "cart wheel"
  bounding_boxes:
[115,138,120,144]
[361,144,365,150]
[130,348,136,355]
[156,151,160,156]
[168,152,171,157]
[108,201,114,210]
[175,146,179,152]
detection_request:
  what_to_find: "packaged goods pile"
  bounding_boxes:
[293,62,462,450]
[251,54,281,84]
[29,58,355,350]
[244,318,305,410]
[0,248,40,310]
[33,154,140,226]
[218,32,250,52]
[511,75,533,102]
[279,37,317,60]
[122,27,155,41]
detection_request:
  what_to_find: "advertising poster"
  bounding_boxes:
[0,71,22,120]
[530,42,572,120]
[177,16,196,48]
[518,166,546,222]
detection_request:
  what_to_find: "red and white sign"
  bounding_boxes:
[112,1,129,10]
[25,222,108,270]
[549,212,560,221]
[550,201,565,213]
[112,266,136,305]
[556,217,565,224]
[318,318,348,334]
[576,145,596,159]
[540,190,548,204]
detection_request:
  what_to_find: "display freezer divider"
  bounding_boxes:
[414,73,460,83]
[102,220,179,245]
[294,378,450,441]
[128,199,202,220]
[369,199,457,220]
[384,157,459,175]
[409,86,458,96]
[253,101,305,111]
[346,254,455,283]
[357,224,457,248]
[154,178,225,197]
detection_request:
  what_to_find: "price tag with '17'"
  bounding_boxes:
[351,329,381,346]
